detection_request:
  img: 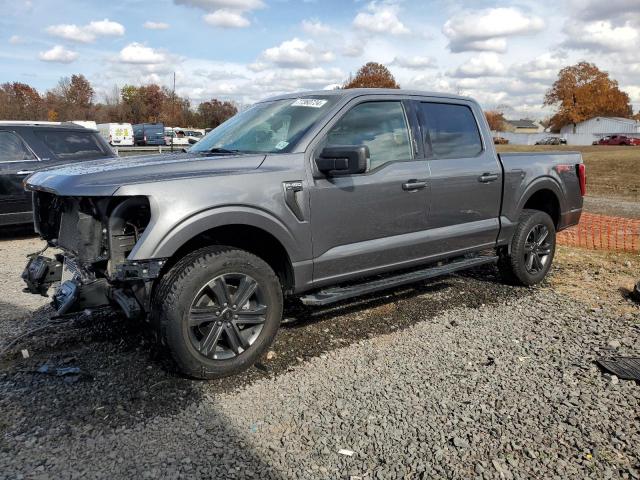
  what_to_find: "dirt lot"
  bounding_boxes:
[0,232,638,478]
[496,145,640,203]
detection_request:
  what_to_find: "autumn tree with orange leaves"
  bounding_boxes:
[484,110,506,131]
[344,62,400,89]
[544,62,632,133]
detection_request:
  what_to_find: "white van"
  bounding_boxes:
[97,123,134,146]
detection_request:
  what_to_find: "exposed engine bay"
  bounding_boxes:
[22,191,166,318]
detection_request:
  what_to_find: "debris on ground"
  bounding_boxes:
[338,449,354,457]
[20,349,29,359]
[597,357,640,382]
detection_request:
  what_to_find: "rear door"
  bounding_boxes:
[0,129,40,224]
[309,98,431,285]
[416,100,502,255]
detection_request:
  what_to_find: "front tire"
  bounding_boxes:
[499,209,556,286]
[153,246,283,379]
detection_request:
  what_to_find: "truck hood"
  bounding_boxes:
[25,152,266,196]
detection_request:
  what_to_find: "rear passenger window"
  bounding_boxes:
[325,101,412,170]
[0,131,36,162]
[419,103,482,159]
[33,130,110,160]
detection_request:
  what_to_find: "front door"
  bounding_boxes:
[309,99,431,286]
[416,100,502,255]
[0,130,39,224]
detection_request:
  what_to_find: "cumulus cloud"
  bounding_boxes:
[261,38,334,67]
[174,0,263,9]
[567,0,640,22]
[301,19,333,35]
[391,56,437,69]
[443,7,544,53]
[39,45,78,63]
[353,2,409,35]
[143,21,170,30]
[204,9,250,28]
[562,20,639,52]
[117,43,168,64]
[45,19,125,43]
[511,52,568,82]
[451,53,506,78]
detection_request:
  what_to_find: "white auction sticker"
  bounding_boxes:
[291,98,328,108]
[275,140,289,150]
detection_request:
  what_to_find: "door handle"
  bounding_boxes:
[17,170,34,175]
[478,173,499,183]
[402,180,427,191]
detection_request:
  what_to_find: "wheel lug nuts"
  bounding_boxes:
[234,314,238,319]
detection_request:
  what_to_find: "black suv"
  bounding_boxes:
[0,122,115,226]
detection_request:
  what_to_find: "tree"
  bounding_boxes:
[0,82,45,120]
[544,62,632,133]
[343,62,400,89]
[198,99,238,128]
[484,110,506,131]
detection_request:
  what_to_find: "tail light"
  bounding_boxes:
[577,163,586,196]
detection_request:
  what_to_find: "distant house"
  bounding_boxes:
[503,119,543,133]
[560,117,640,135]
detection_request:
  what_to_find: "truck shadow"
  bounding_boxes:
[0,224,36,240]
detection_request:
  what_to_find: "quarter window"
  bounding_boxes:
[419,102,483,159]
[0,131,36,162]
[325,101,412,170]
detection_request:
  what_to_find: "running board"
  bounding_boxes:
[300,255,498,306]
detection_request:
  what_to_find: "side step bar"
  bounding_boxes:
[300,255,498,306]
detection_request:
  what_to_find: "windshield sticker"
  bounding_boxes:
[291,98,328,108]
[275,141,289,150]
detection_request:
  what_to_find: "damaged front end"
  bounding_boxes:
[22,191,166,319]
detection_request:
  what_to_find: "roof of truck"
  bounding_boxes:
[261,88,473,103]
[0,121,92,130]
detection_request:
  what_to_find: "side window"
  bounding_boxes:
[33,130,111,161]
[0,131,36,162]
[419,102,483,159]
[325,101,412,170]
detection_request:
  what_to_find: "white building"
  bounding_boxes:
[560,117,640,135]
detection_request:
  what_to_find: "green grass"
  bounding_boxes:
[496,145,640,202]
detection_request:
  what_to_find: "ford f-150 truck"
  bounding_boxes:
[21,89,585,378]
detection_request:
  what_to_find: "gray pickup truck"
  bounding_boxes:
[22,89,585,378]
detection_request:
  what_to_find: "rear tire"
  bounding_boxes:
[499,209,556,286]
[153,246,282,379]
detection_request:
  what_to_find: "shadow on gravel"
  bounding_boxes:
[0,264,531,446]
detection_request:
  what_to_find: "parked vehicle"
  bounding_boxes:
[493,136,509,145]
[133,123,165,146]
[22,89,585,378]
[593,135,640,146]
[71,120,97,130]
[535,136,567,145]
[0,122,115,226]
[185,129,205,144]
[164,127,190,146]
[97,123,134,146]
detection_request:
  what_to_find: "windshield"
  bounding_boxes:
[190,95,338,154]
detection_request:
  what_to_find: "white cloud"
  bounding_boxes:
[118,43,168,64]
[451,53,506,78]
[39,45,78,63]
[143,21,170,30]
[8,35,23,44]
[261,38,334,67]
[391,55,437,70]
[562,20,639,52]
[204,9,250,28]
[511,52,568,82]
[353,2,409,36]
[45,19,125,43]
[443,7,545,53]
[567,0,640,22]
[301,19,332,35]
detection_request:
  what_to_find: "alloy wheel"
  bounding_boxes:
[523,224,552,274]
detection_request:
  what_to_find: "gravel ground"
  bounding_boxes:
[583,196,640,220]
[0,234,639,479]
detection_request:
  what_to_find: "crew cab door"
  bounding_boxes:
[0,130,39,224]
[416,100,502,254]
[308,98,431,285]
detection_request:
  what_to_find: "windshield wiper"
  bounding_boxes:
[206,147,244,155]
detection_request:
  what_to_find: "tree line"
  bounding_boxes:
[0,74,238,129]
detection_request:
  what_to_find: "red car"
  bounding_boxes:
[593,135,640,146]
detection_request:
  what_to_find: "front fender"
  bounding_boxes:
[129,205,303,262]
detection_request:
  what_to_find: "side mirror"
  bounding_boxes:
[315,145,369,176]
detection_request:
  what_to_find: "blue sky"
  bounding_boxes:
[1,0,639,119]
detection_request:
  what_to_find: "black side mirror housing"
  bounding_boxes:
[316,145,369,176]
